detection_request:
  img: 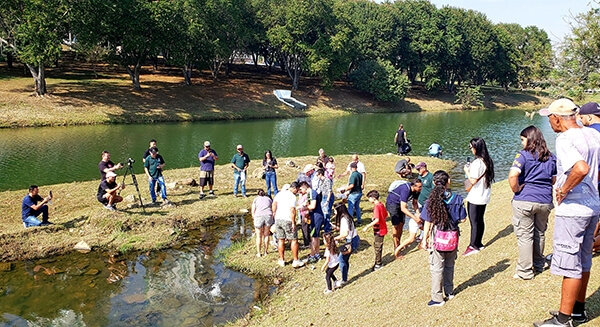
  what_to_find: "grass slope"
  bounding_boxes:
[0,62,550,128]
[224,183,600,327]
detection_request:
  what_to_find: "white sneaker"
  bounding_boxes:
[277,260,285,267]
[323,289,333,294]
[334,280,341,289]
[292,260,305,268]
[104,204,115,211]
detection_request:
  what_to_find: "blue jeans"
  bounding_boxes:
[339,235,360,282]
[23,205,49,227]
[233,171,246,196]
[322,194,334,233]
[265,171,278,196]
[149,176,167,201]
[347,192,363,223]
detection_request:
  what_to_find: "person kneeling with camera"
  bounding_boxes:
[97,171,124,211]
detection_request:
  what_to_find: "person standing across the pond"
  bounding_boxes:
[144,147,170,205]
[463,137,494,256]
[231,144,250,197]
[344,162,363,225]
[533,99,600,327]
[98,151,123,181]
[97,171,125,210]
[429,143,442,158]
[395,124,408,155]
[262,150,279,197]
[198,141,218,199]
[508,125,556,280]
[143,139,162,195]
[22,185,54,227]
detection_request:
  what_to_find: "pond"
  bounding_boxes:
[0,109,555,191]
[0,215,272,327]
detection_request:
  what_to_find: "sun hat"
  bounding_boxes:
[539,98,579,116]
[303,164,315,173]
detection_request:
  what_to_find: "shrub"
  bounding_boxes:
[455,85,484,109]
[349,59,410,102]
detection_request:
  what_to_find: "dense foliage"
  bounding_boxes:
[350,59,410,102]
[0,0,563,100]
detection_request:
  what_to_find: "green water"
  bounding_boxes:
[0,110,555,191]
[0,215,271,326]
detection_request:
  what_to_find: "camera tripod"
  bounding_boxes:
[119,160,145,213]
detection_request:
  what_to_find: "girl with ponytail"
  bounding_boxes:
[419,170,467,307]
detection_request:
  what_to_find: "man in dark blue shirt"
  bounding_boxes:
[22,185,53,227]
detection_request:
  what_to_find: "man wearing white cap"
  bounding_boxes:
[198,141,218,199]
[534,99,600,327]
[231,144,250,197]
[97,171,124,211]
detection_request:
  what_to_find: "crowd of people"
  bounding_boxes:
[17,98,600,326]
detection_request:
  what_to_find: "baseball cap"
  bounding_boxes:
[319,148,325,154]
[415,162,427,169]
[236,144,243,150]
[303,164,315,173]
[150,147,159,153]
[394,160,414,173]
[106,171,117,178]
[579,102,600,116]
[539,98,579,116]
[204,141,211,147]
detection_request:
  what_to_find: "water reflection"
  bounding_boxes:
[0,215,271,327]
[0,110,556,190]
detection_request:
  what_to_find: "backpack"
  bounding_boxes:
[432,196,459,252]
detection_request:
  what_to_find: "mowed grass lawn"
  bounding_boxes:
[225,182,600,326]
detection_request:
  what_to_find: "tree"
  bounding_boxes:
[72,0,168,90]
[255,0,340,90]
[349,59,410,102]
[564,4,600,86]
[0,0,67,96]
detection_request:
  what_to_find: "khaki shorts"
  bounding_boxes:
[199,170,214,186]
[275,219,298,240]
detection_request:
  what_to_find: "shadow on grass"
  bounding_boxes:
[585,283,600,322]
[484,224,513,248]
[347,266,375,285]
[61,216,89,229]
[454,258,510,295]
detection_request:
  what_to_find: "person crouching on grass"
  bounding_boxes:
[97,171,124,211]
[419,170,466,307]
[363,190,388,271]
[321,232,340,294]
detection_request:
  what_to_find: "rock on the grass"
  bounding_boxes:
[74,241,91,251]
[179,178,197,186]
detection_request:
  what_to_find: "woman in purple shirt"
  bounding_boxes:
[508,125,557,280]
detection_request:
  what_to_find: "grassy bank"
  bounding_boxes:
[0,154,450,262]
[224,184,600,326]
[0,63,550,128]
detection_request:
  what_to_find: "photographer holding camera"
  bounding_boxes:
[99,151,123,181]
[22,185,54,227]
[144,147,170,205]
[97,171,124,210]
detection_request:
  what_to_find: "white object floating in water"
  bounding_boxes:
[273,90,307,109]
[239,209,249,213]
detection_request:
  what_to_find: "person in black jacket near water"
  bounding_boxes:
[395,124,408,155]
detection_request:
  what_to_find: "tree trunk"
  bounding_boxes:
[6,52,13,68]
[126,62,141,90]
[210,59,223,81]
[182,63,193,86]
[27,62,47,96]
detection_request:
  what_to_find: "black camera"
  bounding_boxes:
[127,158,135,165]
